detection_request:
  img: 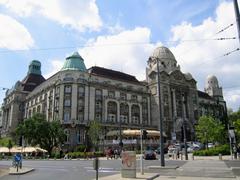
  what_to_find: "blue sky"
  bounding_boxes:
[0,0,240,111]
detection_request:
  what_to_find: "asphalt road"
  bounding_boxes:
[0,159,186,180]
[224,160,240,177]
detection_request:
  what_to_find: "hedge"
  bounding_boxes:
[67,151,105,159]
[193,144,230,156]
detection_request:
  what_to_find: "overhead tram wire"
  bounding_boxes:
[190,47,240,67]
[215,23,235,35]
[0,37,238,54]
[173,22,236,58]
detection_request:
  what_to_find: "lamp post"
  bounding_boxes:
[119,107,123,149]
[156,59,165,166]
[181,93,188,160]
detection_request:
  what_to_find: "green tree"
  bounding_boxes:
[7,139,13,154]
[87,120,102,151]
[16,113,65,155]
[195,116,226,148]
[0,137,14,147]
[228,108,240,145]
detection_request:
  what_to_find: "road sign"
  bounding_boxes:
[14,154,22,162]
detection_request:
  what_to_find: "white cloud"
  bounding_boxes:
[43,28,159,81]
[0,14,34,50]
[168,1,240,111]
[0,0,102,32]
[44,60,64,79]
[79,27,160,80]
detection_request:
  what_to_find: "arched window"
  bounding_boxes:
[76,130,81,144]
[120,103,129,124]
[131,104,140,124]
[107,101,117,123]
[64,129,70,143]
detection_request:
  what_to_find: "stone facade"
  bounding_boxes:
[1,46,227,149]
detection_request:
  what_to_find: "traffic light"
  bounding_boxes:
[142,130,148,139]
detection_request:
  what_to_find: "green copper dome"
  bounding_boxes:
[61,52,87,72]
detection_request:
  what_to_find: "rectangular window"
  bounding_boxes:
[77,112,84,121]
[107,114,115,122]
[120,115,127,123]
[95,114,101,121]
[108,91,115,98]
[131,94,137,101]
[77,130,81,144]
[120,93,127,100]
[65,85,72,93]
[96,89,102,96]
[64,111,70,122]
[78,86,85,97]
[64,99,71,107]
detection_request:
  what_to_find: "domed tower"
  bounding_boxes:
[22,60,45,91]
[61,52,87,72]
[204,75,223,101]
[146,46,180,82]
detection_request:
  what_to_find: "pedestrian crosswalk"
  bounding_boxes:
[84,166,120,173]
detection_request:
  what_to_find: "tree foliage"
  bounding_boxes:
[16,113,65,155]
[87,120,102,151]
[228,108,240,144]
[195,116,226,147]
[0,137,14,147]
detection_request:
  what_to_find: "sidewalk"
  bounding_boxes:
[0,168,9,178]
[9,167,34,175]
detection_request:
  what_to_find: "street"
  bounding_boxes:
[0,158,186,180]
[0,157,239,180]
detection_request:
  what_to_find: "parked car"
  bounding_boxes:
[144,150,157,160]
[155,146,168,154]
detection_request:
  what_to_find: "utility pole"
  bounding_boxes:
[140,129,144,175]
[157,59,165,167]
[234,0,240,43]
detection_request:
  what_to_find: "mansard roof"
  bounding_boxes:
[21,74,45,91]
[88,66,140,84]
[197,90,213,100]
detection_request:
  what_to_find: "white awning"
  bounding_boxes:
[106,129,166,137]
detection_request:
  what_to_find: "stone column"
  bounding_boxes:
[139,104,143,124]
[172,89,177,132]
[129,104,132,124]
[71,84,78,121]
[117,101,120,123]
[59,84,64,123]
[147,97,151,125]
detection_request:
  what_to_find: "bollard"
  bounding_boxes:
[237,153,240,160]
[192,154,194,160]
[180,153,183,160]
[219,154,222,160]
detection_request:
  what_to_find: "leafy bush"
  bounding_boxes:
[74,145,86,152]
[193,144,230,156]
[67,151,105,159]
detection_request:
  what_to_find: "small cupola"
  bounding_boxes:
[28,60,42,75]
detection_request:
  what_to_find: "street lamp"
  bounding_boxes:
[181,93,188,160]
[156,59,165,167]
[119,114,123,149]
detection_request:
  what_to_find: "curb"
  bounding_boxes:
[9,168,35,175]
[148,166,179,170]
[147,174,160,180]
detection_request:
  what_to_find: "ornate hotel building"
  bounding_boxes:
[1,46,227,149]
